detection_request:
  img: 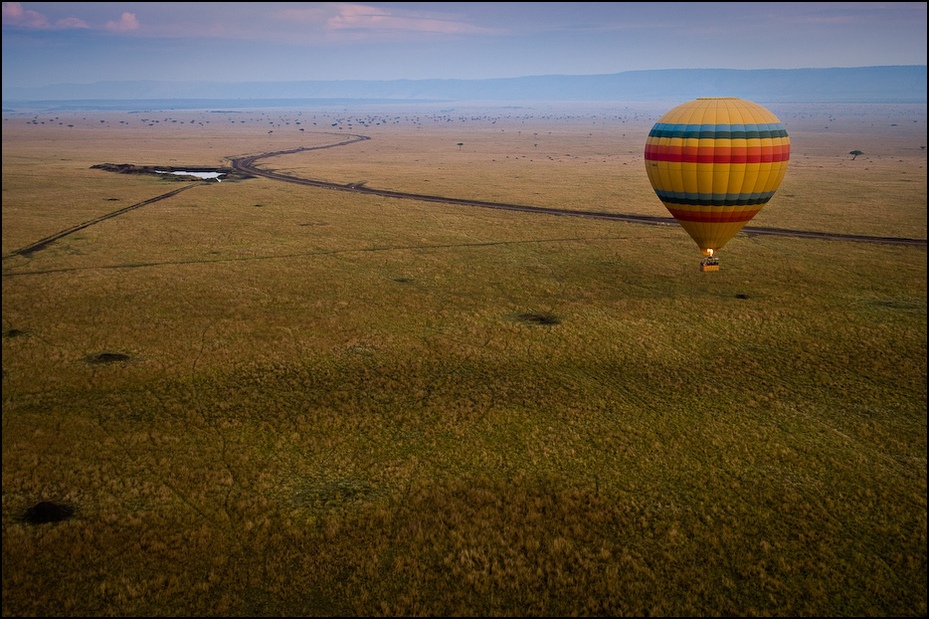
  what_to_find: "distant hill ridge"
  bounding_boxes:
[3,66,925,110]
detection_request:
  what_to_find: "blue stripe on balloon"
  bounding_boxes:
[653,190,778,206]
[647,123,788,140]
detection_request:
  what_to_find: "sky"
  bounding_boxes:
[2,2,926,89]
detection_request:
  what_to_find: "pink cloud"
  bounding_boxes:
[275,2,501,39]
[105,12,140,33]
[325,3,499,35]
[2,1,47,27]
[3,2,501,44]
[2,1,88,29]
[56,16,90,29]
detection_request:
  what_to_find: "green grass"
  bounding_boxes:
[2,105,926,616]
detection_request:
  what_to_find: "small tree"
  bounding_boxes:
[457,142,464,151]
[849,150,864,160]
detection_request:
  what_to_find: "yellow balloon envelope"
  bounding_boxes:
[644,97,790,263]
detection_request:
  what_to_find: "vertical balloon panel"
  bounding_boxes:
[644,98,790,266]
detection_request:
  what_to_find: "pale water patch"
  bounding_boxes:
[156,170,225,181]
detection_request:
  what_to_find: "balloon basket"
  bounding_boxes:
[700,258,720,272]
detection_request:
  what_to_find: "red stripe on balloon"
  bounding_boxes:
[644,143,790,164]
[665,208,760,223]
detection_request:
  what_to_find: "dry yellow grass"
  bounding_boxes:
[2,102,926,616]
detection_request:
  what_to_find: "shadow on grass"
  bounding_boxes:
[19,501,75,525]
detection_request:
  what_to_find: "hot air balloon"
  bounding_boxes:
[644,97,790,271]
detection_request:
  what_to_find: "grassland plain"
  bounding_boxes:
[1,101,926,616]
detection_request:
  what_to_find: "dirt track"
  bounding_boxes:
[231,134,927,249]
[4,185,199,259]
[4,133,925,261]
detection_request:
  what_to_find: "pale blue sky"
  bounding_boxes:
[2,2,926,89]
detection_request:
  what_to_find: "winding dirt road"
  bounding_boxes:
[231,134,927,249]
[4,133,925,261]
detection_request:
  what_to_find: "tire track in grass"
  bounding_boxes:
[1,236,632,276]
[2,184,200,260]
